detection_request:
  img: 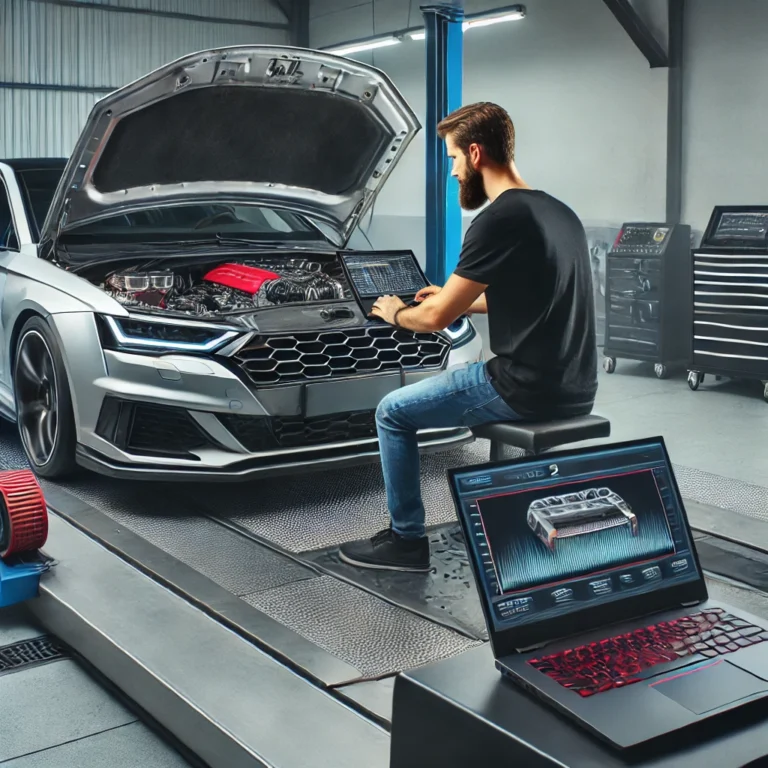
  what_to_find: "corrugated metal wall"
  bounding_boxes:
[1,0,291,158]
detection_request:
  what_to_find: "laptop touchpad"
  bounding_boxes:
[652,660,768,715]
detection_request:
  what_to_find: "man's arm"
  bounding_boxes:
[383,273,488,332]
[467,292,488,315]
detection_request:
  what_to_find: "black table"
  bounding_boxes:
[390,644,768,768]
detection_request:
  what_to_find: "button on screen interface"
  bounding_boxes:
[451,442,701,631]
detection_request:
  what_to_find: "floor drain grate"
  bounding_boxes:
[0,635,68,675]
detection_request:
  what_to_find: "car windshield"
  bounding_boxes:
[63,203,321,240]
[12,166,331,245]
[65,203,322,242]
[15,167,64,240]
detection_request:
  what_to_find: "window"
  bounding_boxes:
[15,167,64,241]
[64,202,320,242]
[0,180,20,251]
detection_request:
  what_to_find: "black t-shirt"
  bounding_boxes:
[454,188,597,419]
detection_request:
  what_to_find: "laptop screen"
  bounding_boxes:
[340,251,429,299]
[450,439,702,635]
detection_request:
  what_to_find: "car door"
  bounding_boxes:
[0,166,31,395]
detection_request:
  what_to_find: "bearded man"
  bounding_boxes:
[339,102,598,572]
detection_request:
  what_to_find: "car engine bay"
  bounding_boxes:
[99,256,351,318]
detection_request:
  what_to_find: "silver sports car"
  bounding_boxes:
[0,46,482,481]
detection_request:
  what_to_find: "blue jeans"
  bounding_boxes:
[376,361,521,539]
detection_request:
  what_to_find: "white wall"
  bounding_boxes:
[682,0,768,241]
[311,0,668,281]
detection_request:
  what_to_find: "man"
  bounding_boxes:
[339,102,597,572]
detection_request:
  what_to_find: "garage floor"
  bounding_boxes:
[0,608,195,768]
[0,356,766,728]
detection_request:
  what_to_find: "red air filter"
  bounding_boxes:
[204,264,280,295]
[0,470,48,559]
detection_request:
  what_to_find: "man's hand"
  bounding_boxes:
[369,294,407,324]
[415,285,442,302]
[370,274,487,332]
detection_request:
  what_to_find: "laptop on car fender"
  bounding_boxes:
[448,437,768,749]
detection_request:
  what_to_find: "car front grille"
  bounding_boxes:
[218,410,378,451]
[233,326,451,385]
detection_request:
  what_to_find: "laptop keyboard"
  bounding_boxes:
[528,607,768,697]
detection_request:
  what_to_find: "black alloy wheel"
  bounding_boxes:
[13,316,77,479]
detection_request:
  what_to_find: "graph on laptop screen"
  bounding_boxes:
[451,441,702,632]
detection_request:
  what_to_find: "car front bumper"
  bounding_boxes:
[50,312,483,481]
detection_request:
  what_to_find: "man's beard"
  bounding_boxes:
[459,165,488,210]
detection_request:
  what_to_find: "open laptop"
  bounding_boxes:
[448,437,768,749]
[338,250,430,317]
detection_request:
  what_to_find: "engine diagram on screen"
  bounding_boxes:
[527,487,638,551]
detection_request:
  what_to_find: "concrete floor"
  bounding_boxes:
[592,359,767,489]
[0,608,192,768]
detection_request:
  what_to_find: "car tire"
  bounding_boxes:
[13,316,78,480]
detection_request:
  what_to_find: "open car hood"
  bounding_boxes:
[39,45,420,251]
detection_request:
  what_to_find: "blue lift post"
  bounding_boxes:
[422,4,464,285]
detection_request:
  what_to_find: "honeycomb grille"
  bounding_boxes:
[128,404,209,456]
[234,326,451,385]
[218,410,377,451]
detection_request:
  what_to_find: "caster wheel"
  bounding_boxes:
[654,363,669,379]
[687,371,701,391]
[603,357,616,374]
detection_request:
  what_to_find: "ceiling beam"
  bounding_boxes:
[602,0,669,68]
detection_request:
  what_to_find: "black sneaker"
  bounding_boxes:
[338,528,430,573]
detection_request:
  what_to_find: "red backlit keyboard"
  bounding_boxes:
[528,607,768,697]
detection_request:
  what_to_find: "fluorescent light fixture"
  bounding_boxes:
[406,5,526,41]
[464,7,526,30]
[328,36,400,56]
[324,5,525,53]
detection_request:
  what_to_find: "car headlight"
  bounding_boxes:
[442,315,476,347]
[100,315,239,352]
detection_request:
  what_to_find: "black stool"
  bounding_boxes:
[471,415,612,462]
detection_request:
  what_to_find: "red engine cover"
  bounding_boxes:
[204,264,280,295]
[0,469,48,559]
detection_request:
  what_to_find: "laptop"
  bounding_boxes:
[338,250,430,317]
[448,436,768,749]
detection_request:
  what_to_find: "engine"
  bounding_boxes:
[103,259,346,317]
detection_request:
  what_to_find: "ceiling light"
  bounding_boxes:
[409,30,426,40]
[464,7,526,30]
[328,37,401,56]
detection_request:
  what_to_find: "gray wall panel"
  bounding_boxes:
[1,0,290,158]
[682,0,768,241]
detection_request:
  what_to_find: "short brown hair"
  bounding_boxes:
[437,102,515,166]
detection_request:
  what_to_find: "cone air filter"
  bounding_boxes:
[0,470,48,558]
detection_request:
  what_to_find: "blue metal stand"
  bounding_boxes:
[0,557,49,608]
[422,4,464,285]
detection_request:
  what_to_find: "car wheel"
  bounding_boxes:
[13,316,78,479]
